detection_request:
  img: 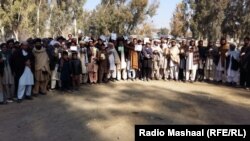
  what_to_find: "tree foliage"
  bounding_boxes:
[86,0,159,36]
[171,0,250,41]
[170,1,188,38]
[0,0,159,41]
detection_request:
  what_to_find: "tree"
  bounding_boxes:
[170,1,188,38]
[85,0,159,36]
[187,0,228,41]
[157,28,169,36]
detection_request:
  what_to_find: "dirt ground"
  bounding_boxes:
[0,80,250,141]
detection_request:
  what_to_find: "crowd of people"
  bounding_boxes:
[0,34,250,105]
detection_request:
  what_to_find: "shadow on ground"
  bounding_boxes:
[0,81,250,141]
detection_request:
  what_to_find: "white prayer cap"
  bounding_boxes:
[229,42,237,48]
[154,39,161,42]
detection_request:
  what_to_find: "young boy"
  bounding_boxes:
[58,51,72,92]
[70,52,82,90]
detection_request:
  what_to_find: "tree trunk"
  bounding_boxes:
[37,0,42,37]
[14,30,19,41]
[1,27,5,42]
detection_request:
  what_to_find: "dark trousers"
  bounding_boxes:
[143,67,152,79]
[142,59,152,79]
[240,68,250,87]
[197,69,205,81]
[179,69,185,81]
[61,79,71,91]
[98,68,107,83]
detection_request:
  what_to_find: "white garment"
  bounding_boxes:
[117,69,127,80]
[109,53,116,71]
[80,51,88,74]
[118,46,127,69]
[17,85,32,99]
[216,58,224,71]
[170,65,179,80]
[19,66,34,85]
[51,64,59,89]
[186,64,198,81]
[226,51,240,83]
[205,58,213,70]
[186,52,194,70]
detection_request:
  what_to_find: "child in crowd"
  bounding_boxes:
[70,52,82,91]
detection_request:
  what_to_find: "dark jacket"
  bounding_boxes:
[0,52,4,76]
[11,49,35,81]
[58,58,72,81]
[226,54,239,71]
[198,46,207,61]
[70,59,82,75]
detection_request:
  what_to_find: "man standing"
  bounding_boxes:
[216,38,229,83]
[226,43,240,86]
[79,41,89,84]
[186,40,200,83]
[205,41,217,81]
[169,40,180,81]
[33,38,51,95]
[197,40,206,81]
[1,43,15,103]
[12,42,35,103]
[142,42,153,81]
[240,37,250,90]
[0,50,5,104]
[152,40,163,80]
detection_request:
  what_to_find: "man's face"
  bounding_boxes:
[63,54,68,60]
[199,41,203,46]
[244,39,249,46]
[208,42,213,47]
[182,41,186,45]
[35,42,42,49]
[146,43,150,48]
[154,41,158,46]
[89,42,94,47]
[101,45,106,50]
[68,34,72,39]
[171,42,176,46]
[133,39,137,44]
[72,54,77,59]
[8,43,14,48]
[22,44,28,50]
[230,45,235,51]
[2,45,7,52]
[221,39,226,45]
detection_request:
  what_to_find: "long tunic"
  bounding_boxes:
[226,50,240,77]
[33,48,51,81]
[2,51,14,85]
[87,47,98,73]
[80,47,88,74]
[169,45,180,67]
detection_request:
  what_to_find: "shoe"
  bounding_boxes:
[26,96,33,100]
[40,92,47,95]
[17,99,22,103]
[0,101,8,105]
[7,99,14,103]
[33,93,39,97]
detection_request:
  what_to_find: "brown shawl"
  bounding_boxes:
[129,50,139,69]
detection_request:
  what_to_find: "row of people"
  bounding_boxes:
[0,36,250,104]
